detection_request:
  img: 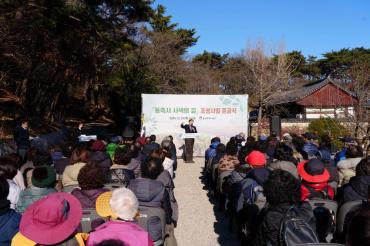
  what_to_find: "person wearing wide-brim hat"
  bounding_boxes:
[297,159,334,201]
[88,188,154,246]
[11,192,87,246]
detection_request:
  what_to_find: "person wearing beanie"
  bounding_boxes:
[91,135,107,152]
[0,176,21,245]
[17,165,57,213]
[297,159,334,201]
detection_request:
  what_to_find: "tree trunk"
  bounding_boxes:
[257,105,263,136]
[366,122,370,156]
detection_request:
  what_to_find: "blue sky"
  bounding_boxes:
[154,0,370,58]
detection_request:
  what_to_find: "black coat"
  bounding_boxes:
[342,176,370,203]
[181,124,197,133]
[13,126,30,149]
[142,142,161,156]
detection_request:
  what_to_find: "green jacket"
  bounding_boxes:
[106,143,118,159]
[16,187,56,213]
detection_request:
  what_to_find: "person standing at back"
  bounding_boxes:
[13,118,30,163]
[181,119,197,163]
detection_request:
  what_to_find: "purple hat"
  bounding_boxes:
[302,132,317,140]
[20,192,82,245]
[340,136,355,144]
[297,159,330,183]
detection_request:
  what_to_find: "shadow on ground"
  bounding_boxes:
[198,167,240,246]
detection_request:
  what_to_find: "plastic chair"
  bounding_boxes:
[62,185,80,193]
[336,200,362,235]
[137,206,166,246]
[81,208,105,232]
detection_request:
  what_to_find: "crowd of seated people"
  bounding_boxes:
[204,132,370,246]
[0,133,178,246]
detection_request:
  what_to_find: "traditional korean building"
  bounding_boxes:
[269,77,358,119]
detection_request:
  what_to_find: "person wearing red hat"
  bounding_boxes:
[246,150,266,167]
[244,150,271,188]
[297,159,334,201]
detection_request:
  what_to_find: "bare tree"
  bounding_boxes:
[348,59,370,150]
[243,40,295,135]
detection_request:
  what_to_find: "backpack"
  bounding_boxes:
[305,185,330,200]
[137,206,166,244]
[110,168,134,187]
[240,178,264,206]
[279,205,319,246]
[308,198,338,242]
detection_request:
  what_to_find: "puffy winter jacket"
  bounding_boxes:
[89,151,113,169]
[342,176,370,203]
[337,157,362,186]
[0,200,21,246]
[128,178,172,224]
[106,143,118,159]
[71,188,109,208]
[17,187,56,213]
[127,158,141,178]
[268,160,298,179]
[335,148,347,164]
[157,170,178,224]
[205,142,219,161]
[62,162,86,187]
[87,221,154,246]
[318,147,332,161]
[303,142,319,158]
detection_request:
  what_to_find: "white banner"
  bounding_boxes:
[141,94,249,156]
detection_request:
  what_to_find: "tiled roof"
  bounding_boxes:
[268,77,356,105]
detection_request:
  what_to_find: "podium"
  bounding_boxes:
[181,133,199,139]
[181,133,198,162]
[78,135,97,142]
